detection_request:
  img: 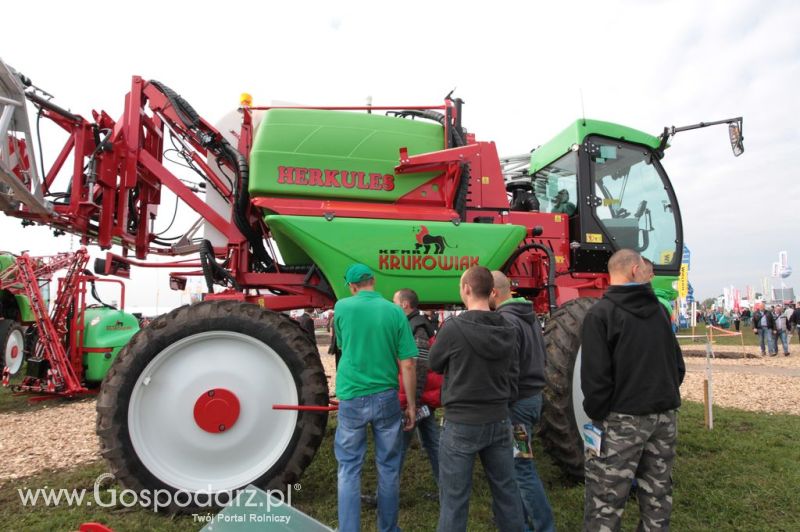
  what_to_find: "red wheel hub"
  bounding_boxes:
[193,388,240,434]
[10,346,19,359]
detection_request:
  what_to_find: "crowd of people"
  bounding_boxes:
[752,303,798,356]
[307,247,683,532]
[696,303,798,356]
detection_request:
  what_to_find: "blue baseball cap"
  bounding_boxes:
[344,263,374,285]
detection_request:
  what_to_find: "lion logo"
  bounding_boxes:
[414,225,457,255]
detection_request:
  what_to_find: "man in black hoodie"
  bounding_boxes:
[491,271,554,532]
[429,266,523,532]
[581,249,685,532]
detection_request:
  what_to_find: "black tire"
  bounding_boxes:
[1,319,26,376]
[539,297,597,480]
[96,300,329,512]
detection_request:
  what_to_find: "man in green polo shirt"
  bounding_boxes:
[334,263,418,532]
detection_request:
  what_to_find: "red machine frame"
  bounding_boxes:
[0,248,128,398]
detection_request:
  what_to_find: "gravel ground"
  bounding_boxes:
[0,341,796,482]
[680,344,800,416]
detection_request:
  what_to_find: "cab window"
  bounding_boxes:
[532,152,578,216]
[588,138,679,266]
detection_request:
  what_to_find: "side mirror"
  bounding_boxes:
[728,119,744,157]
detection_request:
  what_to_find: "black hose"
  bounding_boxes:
[501,243,558,313]
[148,80,201,131]
[147,80,274,271]
[147,81,317,280]
[389,108,465,148]
[199,240,241,291]
[81,269,115,308]
[453,163,470,222]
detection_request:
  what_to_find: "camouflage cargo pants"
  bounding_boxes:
[583,410,677,532]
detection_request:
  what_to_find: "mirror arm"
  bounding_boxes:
[656,117,743,158]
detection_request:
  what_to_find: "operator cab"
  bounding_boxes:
[525,120,683,275]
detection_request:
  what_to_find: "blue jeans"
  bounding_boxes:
[335,389,403,532]
[510,394,555,532]
[777,330,789,354]
[401,413,440,483]
[759,328,776,354]
[437,418,523,532]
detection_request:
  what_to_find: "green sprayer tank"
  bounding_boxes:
[249,109,526,303]
[81,307,139,382]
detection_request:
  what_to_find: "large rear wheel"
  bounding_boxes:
[96,300,329,511]
[1,319,25,375]
[539,297,596,480]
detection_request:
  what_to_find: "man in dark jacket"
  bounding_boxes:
[752,303,777,356]
[429,266,523,532]
[394,288,441,485]
[491,271,554,532]
[581,249,685,532]
[791,305,800,344]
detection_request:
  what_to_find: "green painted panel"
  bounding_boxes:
[266,216,527,303]
[530,119,662,175]
[14,294,34,323]
[1,254,34,323]
[0,254,13,271]
[250,109,444,202]
[81,307,139,382]
[652,275,679,316]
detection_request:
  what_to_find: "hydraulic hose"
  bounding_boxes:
[390,109,465,148]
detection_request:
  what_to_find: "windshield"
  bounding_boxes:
[532,152,578,216]
[588,137,680,266]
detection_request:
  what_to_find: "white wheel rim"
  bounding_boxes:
[4,328,24,375]
[128,331,299,492]
[571,347,590,435]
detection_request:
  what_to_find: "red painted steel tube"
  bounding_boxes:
[247,105,447,111]
[272,404,339,412]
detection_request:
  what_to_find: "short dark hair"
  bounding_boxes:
[395,288,419,309]
[462,266,494,299]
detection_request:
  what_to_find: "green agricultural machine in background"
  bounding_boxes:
[0,249,139,395]
[0,56,742,508]
[0,251,33,375]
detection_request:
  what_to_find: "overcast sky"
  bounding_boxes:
[1,0,798,306]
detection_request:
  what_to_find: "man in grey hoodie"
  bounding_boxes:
[492,271,554,532]
[429,266,524,532]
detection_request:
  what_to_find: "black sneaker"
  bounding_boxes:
[785,352,790,357]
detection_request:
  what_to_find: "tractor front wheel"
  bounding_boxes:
[1,319,26,375]
[539,297,596,480]
[96,300,329,511]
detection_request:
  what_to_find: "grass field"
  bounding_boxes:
[1,401,798,531]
